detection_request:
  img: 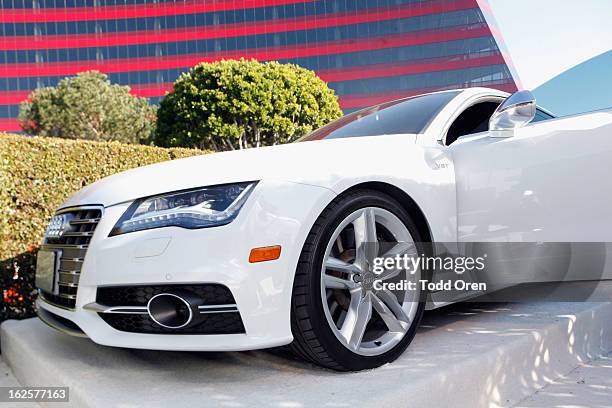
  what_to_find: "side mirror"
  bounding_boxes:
[489,90,536,136]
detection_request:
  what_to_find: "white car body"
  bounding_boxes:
[36,87,612,352]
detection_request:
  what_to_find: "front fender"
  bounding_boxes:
[290,142,458,244]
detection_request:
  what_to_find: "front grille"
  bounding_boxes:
[96,284,245,335]
[39,207,102,309]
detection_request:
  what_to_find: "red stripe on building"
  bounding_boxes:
[0,118,22,132]
[0,90,29,104]
[0,84,173,104]
[318,53,505,82]
[0,25,493,78]
[338,81,518,109]
[129,83,174,98]
[0,0,315,23]
[0,1,478,50]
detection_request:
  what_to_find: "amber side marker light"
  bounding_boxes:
[249,245,282,263]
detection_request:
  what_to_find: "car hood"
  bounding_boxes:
[61,134,418,208]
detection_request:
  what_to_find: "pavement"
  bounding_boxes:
[1,300,612,408]
[0,360,39,408]
[514,352,612,408]
[0,361,21,388]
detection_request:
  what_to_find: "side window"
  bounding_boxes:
[532,108,555,123]
[445,101,501,145]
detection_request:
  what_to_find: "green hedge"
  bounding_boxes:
[0,133,205,322]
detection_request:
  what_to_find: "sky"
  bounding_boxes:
[487,0,612,90]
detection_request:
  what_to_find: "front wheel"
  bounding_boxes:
[290,189,427,371]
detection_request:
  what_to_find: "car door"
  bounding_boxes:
[448,105,612,291]
[450,109,612,242]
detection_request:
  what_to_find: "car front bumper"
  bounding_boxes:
[36,180,336,351]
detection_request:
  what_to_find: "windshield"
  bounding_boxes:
[300,90,459,142]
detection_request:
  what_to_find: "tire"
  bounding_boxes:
[289,189,428,371]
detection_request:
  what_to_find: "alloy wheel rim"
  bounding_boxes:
[320,207,420,356]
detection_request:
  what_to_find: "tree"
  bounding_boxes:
[19,71,156,144]
[155,59,342,150]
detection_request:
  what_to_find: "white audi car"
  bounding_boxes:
[36,87,612,370]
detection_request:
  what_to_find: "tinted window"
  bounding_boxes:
[446,101,501,145]
[532,108,555,123]
[300,91,459,141]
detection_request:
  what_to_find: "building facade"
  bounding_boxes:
[0,0,519,132]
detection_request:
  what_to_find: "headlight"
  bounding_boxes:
[109,182,257,236]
